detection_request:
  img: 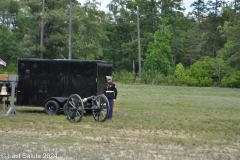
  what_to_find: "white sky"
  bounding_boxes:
[77,0,195,12]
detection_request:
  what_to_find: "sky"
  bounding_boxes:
[77,0,194,13]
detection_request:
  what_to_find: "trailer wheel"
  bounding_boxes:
[66,94,84,122]
[44,100,60,115]
[92,94,109,122]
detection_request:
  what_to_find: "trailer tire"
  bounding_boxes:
[44,100,60,115]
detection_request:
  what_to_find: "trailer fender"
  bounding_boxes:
[43,97,68,115]
[43,97,68,109]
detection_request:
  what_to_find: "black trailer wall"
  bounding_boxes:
[17,59,112,106]
[97,63,113,95]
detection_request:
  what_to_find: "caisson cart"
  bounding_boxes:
[64,94,110,122]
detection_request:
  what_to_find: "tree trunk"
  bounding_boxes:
[234,0,237,26]
[40,0,45,58]
[137,6,141,80]
[133,59,135,74]
[68,0,72,59]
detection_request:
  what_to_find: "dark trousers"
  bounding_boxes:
[108,98,114,119]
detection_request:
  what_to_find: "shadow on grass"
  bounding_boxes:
[16,106,94,117]
[84,111,93,117]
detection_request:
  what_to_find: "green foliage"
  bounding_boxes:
[185,56,215,86]
[86,54,94,60]
[199,77,213,87]
[174,63,186,85]
[0,62,17,74]
[74,2,108,60]
[0,0,240,89]
[220,70,240,88]
[143,19,173,75]
[112,71,135,84]
[0,67,7,74]
[141,70,168,85]
[186,25,206,66]
[141,70,154,84]
[218,21,240,69]
[184,76,199,86]
[173,57,223,87]
[166,74,175,85]
[0,25,22,62]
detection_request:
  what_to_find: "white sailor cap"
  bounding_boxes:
[106,76,112,80]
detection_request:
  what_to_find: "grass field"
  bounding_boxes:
[0,83,240,160]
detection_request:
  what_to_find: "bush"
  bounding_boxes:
[141,70,168,84]
[199,77,213,87]
[0,62,17,74]
[184,76,199,86]
[174,63,186,85]
[166,75,174,85]
[220,70,240,88]
[113,71,135,84]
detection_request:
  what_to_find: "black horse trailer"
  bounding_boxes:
[17,58,113,114]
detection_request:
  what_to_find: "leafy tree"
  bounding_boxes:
[203,0,227,57]
[174,63,186,85]
[0,0,20,27]
[143,19,173,75]
[0,25,22,63]
[218,20,240,69]
[75,0,108,60]
[186,24,207,66]
[170,16,191,67]
[231,0,240,26]
[189,0,208,23]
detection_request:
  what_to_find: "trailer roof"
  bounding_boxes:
[18,58,111,64]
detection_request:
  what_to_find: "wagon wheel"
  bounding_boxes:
[63,103,68,115]
[92,94,110,122]
[66,94,84,122]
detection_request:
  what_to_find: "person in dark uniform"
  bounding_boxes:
[104,76,117,120]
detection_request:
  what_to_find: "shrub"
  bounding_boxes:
[113,71,135,84]
[174,63,186,85]
[0,62,17,74]
[141,70,168,84]
[220,70,240,88]
[199,77,213,87]
[184,76,199,86]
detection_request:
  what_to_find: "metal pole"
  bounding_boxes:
[137,6,141,80]
[68,0,73,59]
[5,75,18,116]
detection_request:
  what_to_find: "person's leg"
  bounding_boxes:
[112,99,114,117]
[108,98,113,119]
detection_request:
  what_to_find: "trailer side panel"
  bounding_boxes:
[17,59,112,107]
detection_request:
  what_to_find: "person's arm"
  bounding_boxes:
[114,84,117,99]
[103,83,107,95]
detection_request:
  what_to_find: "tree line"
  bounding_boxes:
[0,0,240,88]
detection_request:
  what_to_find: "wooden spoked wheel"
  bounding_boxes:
[92,94,110,122]
[66,94,84,122]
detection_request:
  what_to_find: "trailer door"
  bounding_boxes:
[96,63,113,95]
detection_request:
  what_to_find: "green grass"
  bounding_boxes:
[0,84,240,159]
